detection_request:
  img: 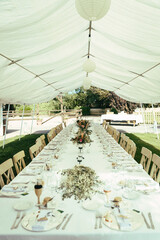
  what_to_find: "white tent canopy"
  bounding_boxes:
[0,0,160,104]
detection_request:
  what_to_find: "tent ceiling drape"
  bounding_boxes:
[0,0,160,104]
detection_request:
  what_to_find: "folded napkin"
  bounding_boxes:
[1,186,25,193]
[114,208,132,231]
[32,211,49,231]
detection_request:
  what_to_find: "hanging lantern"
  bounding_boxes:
[83,76,91,90]
[83,59,96,73]
[75,0,111,21]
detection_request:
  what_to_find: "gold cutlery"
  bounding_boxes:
[11,212,21,229]
[56,214,68,230]
[15,213,26,229]
[148,212,155,229]
[62,214,73,230]
[99,214,102,228]
[141,212,150,229]
[95,214,98,229]
[0,195,20,199]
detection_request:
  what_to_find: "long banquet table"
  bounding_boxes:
[0,122,160,240]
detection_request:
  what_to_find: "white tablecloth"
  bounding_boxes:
[101,113,143,124]
[0,123,160,240]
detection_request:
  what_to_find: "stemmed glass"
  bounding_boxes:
[77,155,84,164]
[103,185,111,207]
[34,184,43,204]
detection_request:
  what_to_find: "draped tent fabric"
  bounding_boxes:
[0,0,160,104]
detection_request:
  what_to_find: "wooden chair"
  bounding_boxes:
[122,135,129,151]
[102,120,107,129]
[0,158,15,188]
[47,129,56,142]
[13,150,26,175]
[56,124,62,134]
[150,154,160,183]
[107,126,114,136]
[40,135,46,148]
[140,147,152,173]
[113,130,120,143]
[36,137,43,151]
[64,121,67,128]
[119,133,125,147]
[29,144,41,160]
[126,139,137,159]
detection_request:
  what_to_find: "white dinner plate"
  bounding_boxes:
[0,186,26,197]
[21,210,63,232]
[82,198,103,211]
[13,200,34,211]
[102,210,143,231]
[122,190,139,200]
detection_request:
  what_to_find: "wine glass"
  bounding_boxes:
[34,184,43,204]
[103,185,112,207]
[77,155,83,164]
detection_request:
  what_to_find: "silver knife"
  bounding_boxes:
[56,214,68,230]
[62,214,73,230]
[148,212,155,229]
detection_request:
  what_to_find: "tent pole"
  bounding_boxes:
[152,104,159,139]
[3,104,10,148]
[0,104,3,138]
[140,103,147,133]
[30,104,35,134]
[19,104,25,141]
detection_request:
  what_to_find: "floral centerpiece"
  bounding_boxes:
[77,120,90,131]
[71,131,92,144]
[59,165,102,201]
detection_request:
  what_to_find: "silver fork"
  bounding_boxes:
[11,212,21,229]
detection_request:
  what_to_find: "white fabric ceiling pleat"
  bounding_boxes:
[0,0,160,104]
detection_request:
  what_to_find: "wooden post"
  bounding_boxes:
[30,104,35,134]
[19,104,25,141]
[0,104,3,137]
[57,95,64,125]
[3,104,10,148]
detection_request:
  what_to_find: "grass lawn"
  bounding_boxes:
[0,134,47,166]
[126,133,160,163]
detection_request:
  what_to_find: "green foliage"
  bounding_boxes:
[15,105,33,112]
[14,87,139,114]
[82,106,90,115]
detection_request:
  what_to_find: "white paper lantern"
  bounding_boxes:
[83,84,91,90]
[83,59,96,73]
[75,0,111,21]
[83,76,92,90]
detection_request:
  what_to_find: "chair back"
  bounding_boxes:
[40,135,46,148]
[102,120,107,129]
[36,137,43,151]
[120,133,129,150]
[126,139,136,159]
[0,158,15,188]
[113,130,120,143]
[13,150,26,175]
[140,147,152,173]
[29,144,41,160]
[150,154,160,183]
[47,129,56,142]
